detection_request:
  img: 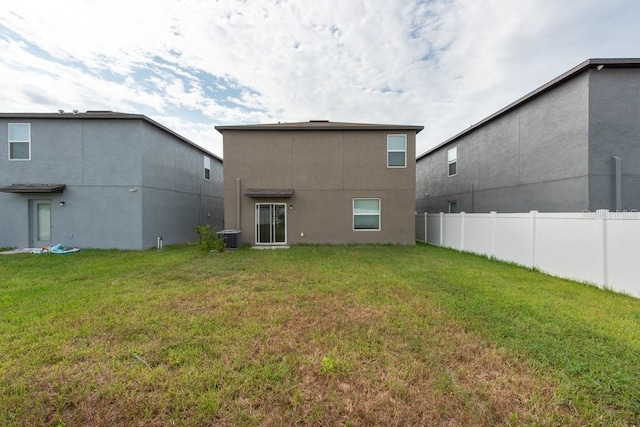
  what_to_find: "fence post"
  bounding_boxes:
[424,212,428,244]
[530,210,538,269]
[460,211,465,251]
[597,209,609,287]
[439,212,444,246]
[489,211,497,257]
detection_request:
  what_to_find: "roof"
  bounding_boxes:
[0,111,222,162]
[244,188,295,198]
[417,58,640,160]
[0,184,66,193]
[215,120,424,134]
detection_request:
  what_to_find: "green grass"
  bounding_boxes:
[0,244,638,426]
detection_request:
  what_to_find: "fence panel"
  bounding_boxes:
[535,213,604,286]
[605,213,640,295]
[493,213,533,267]
[415,214,427,243]
[419,210,639,298]
[442,214,462,249]
[426,214,441,245]
[463,213,493,256]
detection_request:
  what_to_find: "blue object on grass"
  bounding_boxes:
[50,243,81,254]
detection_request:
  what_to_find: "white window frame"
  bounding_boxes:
[448,200,458,213]
[353,198,381,231]
[387,134,407,168]
[255,203,287,245]
[447,147,457,177]
[204,156,211,180]
[8,123,31,161]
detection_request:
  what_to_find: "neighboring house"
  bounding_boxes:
[0,111,223,250]
[215,120,423,246]
[416,58,640,214]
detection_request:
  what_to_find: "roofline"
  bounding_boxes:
[417,58,640,160]
[215,121,424,134]
[0,111,222,163]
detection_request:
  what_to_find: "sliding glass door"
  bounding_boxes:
[255,203,286,245]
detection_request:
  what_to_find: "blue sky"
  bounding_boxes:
[1,0,640,157]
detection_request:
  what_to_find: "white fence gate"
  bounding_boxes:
[415,210,640,298]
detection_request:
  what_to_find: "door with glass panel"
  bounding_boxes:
[255,203,286,244]
[30,200,52,248]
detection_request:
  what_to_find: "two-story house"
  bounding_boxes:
[215,120,423,246]
[416,58,640,214]
[0,111,223,250]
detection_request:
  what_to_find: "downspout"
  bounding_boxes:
[471,183,474,213]
[236,178,241,229]
[612,156,622,211]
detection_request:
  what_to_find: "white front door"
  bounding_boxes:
[255,203,286,245]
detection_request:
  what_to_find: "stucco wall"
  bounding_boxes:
[417,72,590,213]
[588,68,640,211]
[0,117,222,249]
[55,187,142,249]
[140,122,223,248]
[0,119,144,248]
[223,129,416,245]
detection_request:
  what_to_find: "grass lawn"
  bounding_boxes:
[1,244,638,426]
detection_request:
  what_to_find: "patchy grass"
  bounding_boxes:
[0,244,638,426]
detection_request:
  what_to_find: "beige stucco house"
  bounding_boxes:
[215,120,423,246]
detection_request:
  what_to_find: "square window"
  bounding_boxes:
[9,123,30,160]
[353,198,380,230]
[387,134,406,168]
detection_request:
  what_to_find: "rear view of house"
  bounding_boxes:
[0,111,223,249]
[216,120,423,246]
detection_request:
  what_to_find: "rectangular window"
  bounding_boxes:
[9,123,30,160]
[353,198,380,231]
[387,134,406,168]
[204,156,211,180]
[448,200,458,213]
[447,147,457,176]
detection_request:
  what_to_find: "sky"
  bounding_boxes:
[1,0,640,158]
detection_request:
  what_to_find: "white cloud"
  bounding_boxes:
[1,0,640,157]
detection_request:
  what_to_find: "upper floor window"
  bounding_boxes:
[204,156,211,180]
[447,147,457,176]
[387,134,406,168]
[353,198,381,231]
[9,123,30,161]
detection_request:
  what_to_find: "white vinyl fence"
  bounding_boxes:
[416,210,640,298]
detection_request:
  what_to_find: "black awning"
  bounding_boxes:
[244,188,294,198]
[0,184,66,193]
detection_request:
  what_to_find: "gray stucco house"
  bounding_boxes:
[216,120,423,246]
[416,58,640,214]
[0,111,223,250]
